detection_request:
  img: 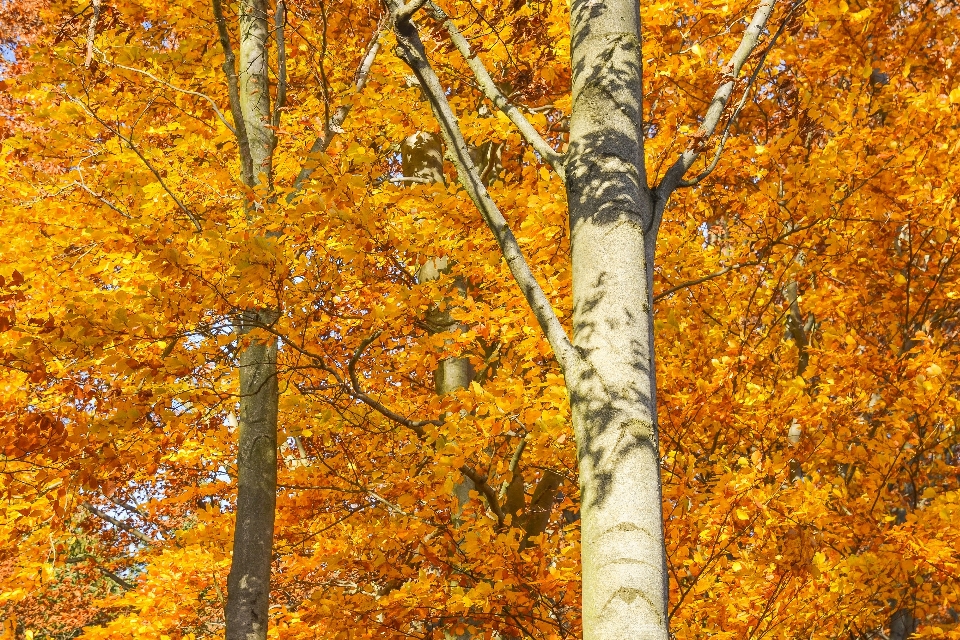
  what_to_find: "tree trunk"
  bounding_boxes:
[224,0,279,638]
[565,1,669,638]
[226,311,279,640]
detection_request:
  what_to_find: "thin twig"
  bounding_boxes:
[95,49,236,134]
[654,260,761,302]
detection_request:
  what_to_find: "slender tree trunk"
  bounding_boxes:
[224,0,279,638]
[564,1,669,638]
[226,312,279,640]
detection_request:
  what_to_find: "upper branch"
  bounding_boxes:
[212,0,254,185]
[287,24,383,200]
[272,0,288,129]
[427,1,565,181]
[390,5,577,373]
[656,0,777,200]
[676,0,801,188]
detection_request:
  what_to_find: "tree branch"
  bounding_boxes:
[287,24,383,200]
[272,0,287,129]
[459,465,506,526]
[656,0,778,199]
[68,94,203,232]
[390,5,577,373]
[261,323,505,527]
[498,435,527,501]
[66,555,135,590]
[677,0,800,188]
[212,0,254,184]
[94,49,237,134]
[393,0,428,23]
[83,0,101,68]
[519,469,562,550]
[97,566,134,590]
[82,502,154,545]
[342,328,507,527]
[427,1,565,181]
[654,260,761,302]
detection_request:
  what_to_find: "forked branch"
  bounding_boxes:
[656,0,779,199]
[677,0,803,188]
[288,23,384,199]
[389,4,577,373]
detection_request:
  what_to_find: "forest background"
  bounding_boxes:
[0,0,959,639]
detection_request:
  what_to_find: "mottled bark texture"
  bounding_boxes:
[564,1,669,638]
[223,0,279,638]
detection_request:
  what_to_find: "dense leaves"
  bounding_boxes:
[1,0,958,638]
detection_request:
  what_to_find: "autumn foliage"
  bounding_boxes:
[1,0,959,638]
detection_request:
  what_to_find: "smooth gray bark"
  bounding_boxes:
[226,312,279,640]
[223,1,279,638]
[564,2,669,637]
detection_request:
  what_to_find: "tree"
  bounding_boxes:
[386,0,789,637]
[2,0,960,639]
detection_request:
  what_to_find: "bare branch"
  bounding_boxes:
[288,24,383,199]
[379,175,435,185]
[82,502,154,545]
[212,0,254,184]
[656,0,778,199]
[427,1,565,181]
[94,49,236,134]
[390,10,577,373]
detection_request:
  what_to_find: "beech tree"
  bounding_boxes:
[2,0,960,639]
[387,0,787,637]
